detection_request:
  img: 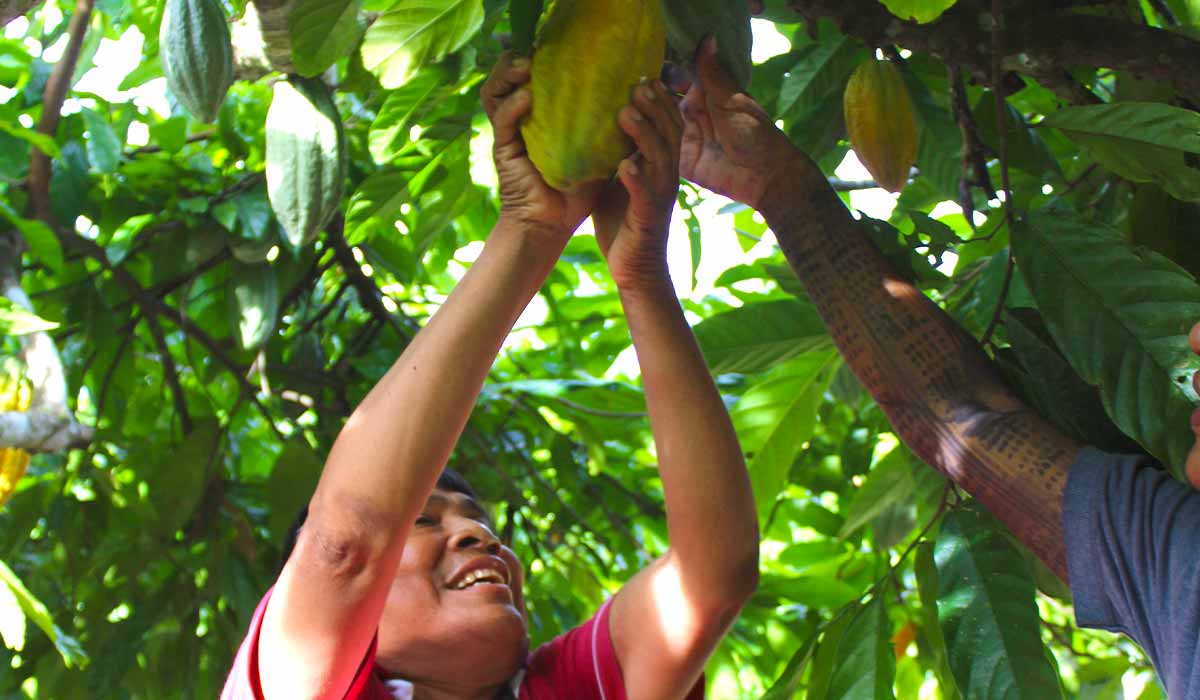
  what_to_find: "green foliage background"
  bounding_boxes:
[1,0,1198,697]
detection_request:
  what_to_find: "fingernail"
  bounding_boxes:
[639,84,656,101]
[513,58,530,70]
[629,107,645,121]
[707,35,719,55]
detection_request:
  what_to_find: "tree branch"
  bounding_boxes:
[28,0,94,225]
[1,0,42,26]
[783,0,1200,103]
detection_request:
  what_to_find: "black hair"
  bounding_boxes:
[278,468,483,574]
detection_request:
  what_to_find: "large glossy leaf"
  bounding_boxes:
[1013,210,1200,474]
[935,504,1062,699]
[1042,103,1200,202]
[290,0,362,77]
[692,299,832,374]
[838,445,916,540]
[732,352,838,521]
[368,69,449,164]
[778,36,864,118]
[914,541,961,700]
[824,596,896,699]
[361,0,486,88]
[0,298,58,335]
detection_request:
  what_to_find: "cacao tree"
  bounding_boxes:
[0,0,1197,697]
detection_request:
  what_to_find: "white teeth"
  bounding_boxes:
[452,568,507,589]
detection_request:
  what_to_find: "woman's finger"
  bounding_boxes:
[619,105,673,183]
[651,79,685,143]
[633,82,681,152]
[1190,321,1200,354]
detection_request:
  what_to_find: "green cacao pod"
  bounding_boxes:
[522,0,666,192]
[843,58,919,193]
[228,261,280,351]
[266,77,348,250]
[661,0,753,89]
[159,0,235,123]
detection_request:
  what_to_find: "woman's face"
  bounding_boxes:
[374,489,528,688]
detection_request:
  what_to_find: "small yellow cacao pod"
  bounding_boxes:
[521,0,666,192]
[0,363,31,509]
[0,448,30,509]
[843,58,920,193]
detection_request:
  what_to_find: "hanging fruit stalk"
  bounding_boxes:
[266,77,348,250]
[521,0,666,192]
[159,0,236,123]
[844,57,920,193]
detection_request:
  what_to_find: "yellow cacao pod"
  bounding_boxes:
[0,363,31,509]
[843,58,919,193]
[521,0,666,192]
[0,448,30,509]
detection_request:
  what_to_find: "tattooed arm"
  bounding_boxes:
[679,38,1082,578]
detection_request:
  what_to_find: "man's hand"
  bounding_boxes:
[1187,322,1200,489]
[679,37,801,209]
[481,52,601,235]
[593,80,683,291]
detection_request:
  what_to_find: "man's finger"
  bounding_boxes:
[492,88,532,152]
[695,35,741,110]
[482,54,532,115]
[620,104,672,172]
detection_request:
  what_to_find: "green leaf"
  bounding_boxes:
[934,503,1062,699]
[878,0,957,23]
[82,108,122,174]
[692,299,832,374]
[509,0,544,55]
[145,419,221,533]
[838,445,916,540]
[228,262,280,351]
[806,603,858,699]
[0,571,25,652]
[1012,210,1200,475]
[914,541,962,700]
[267,439,326,541]
[0,119,60,159]
[825,596,896,700]
[361,0,486,89]
[732,352,838,521]
[0,199,63,272]
[290,0,363,77]
[368,68,448,163]
[0,297,59,335]
[1042,102,1200,202]
[778,37,864,118]
[0,561,86,667]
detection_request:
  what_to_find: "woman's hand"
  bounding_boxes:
[593,80,684,291]
[678,37,802,210]
[1187,322,1200,488]
[481,52,602,236]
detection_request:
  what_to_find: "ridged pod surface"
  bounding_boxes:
[159,0,235,123]
[266,77,347,249]
[843,58,919,193]
[522,0,666,192]
[0,366,31,509]
[661,0,753,88]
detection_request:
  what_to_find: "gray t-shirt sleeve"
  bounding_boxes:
[1064,447,1200,697]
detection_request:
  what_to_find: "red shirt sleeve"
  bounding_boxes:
[219,587,391,700]
[520,598,705,700]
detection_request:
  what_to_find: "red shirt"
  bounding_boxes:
[221,590,704,699]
